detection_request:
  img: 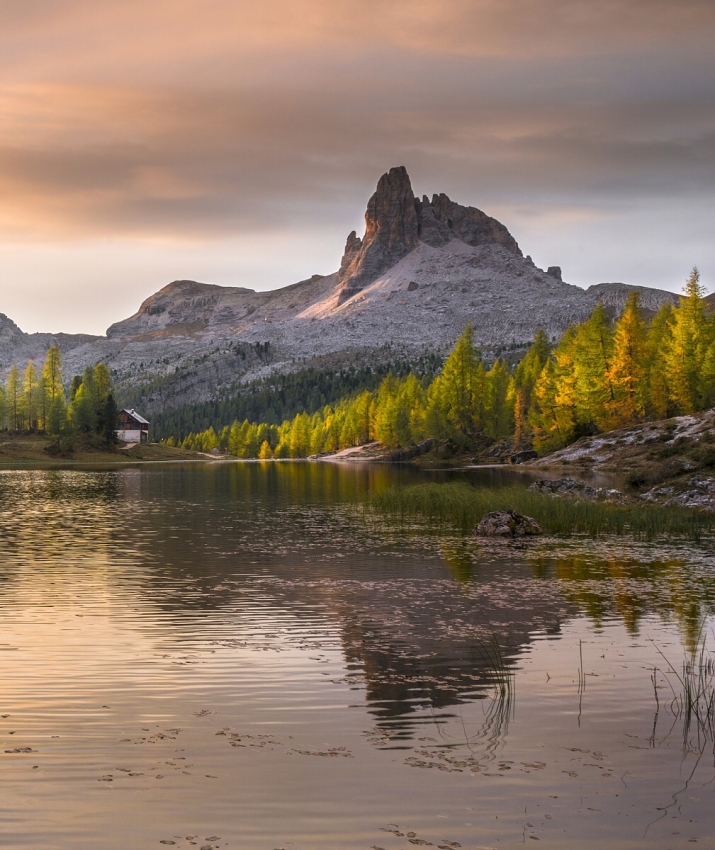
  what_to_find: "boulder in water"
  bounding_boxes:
[474,509,543,538]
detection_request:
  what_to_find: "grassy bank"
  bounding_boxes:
[370,481,715,540]
[0,433,205,466]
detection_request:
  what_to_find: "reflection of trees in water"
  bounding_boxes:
[151,460,421,509]
[434,634,515,766]
[5,464,713,745]
[334,561,568,726]
[440,540,476,584]
[0,470,122,567]
[534,553,715,651]
[363,634,517,770]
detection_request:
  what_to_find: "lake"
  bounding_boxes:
[0,462,714,849]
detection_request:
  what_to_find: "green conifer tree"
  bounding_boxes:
[645,303,675,419]
[513,330,551,448]
[573,303,614,431]
[665,267,710,413]
[438,323,484,443]
[6,364,21,430]
[604,291,649,426]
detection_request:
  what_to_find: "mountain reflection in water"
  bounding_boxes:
[0,463,713,849]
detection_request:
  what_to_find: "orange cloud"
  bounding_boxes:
[0,0,713,331]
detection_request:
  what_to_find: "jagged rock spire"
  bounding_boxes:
[337,166,522,304]
[338,166,419,304]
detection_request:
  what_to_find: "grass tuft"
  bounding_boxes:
[650,634,715,755]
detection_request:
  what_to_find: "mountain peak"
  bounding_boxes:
[337,166,419,303]
[337,166,522,303]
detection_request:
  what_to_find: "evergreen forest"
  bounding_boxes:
[0,347,118,443]
[146,356,442,442]
[172,269,715,459]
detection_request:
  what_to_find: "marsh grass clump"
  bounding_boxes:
[650,636,715,754]
[370,481,715,539]
[432,633,516,767]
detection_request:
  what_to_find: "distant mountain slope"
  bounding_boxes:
[586,282,679,318]
[0,313,98,372]
[1,167,681,414]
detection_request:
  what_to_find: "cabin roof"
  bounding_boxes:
[119,408,150,425]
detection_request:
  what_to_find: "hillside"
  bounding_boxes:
[530,408,715,510]
[1,166,679,415]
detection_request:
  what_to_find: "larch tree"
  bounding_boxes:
[645,303,675,420]
[228,420,242,455]
[529,358,574,453]
[23,361,38,430]
[6,364,21,430]
[93,363,112,404]
[423,376,451,441]
[42,346,63,401]
[483,359,514,440]
[438,323,484,442]
[550,325,579,439]
[573,302,614,431]
[513,330,551,448]
[289,412,311,457]
[70,375,97,433]
[604,291,649,426]
[665,267,710,414]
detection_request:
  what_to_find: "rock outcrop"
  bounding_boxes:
[641,475,715,510]
[529,477,627,503]
[474,509,543,538]
[0,313,98,372]
[337,166,521,303]
[586,282,679,318]
[415,192,521,254]
[337,166,421,303]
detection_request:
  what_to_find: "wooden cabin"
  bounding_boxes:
[116,409,150,444]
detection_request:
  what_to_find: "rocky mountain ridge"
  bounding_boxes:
[1,167,681,413]
[0,312,98,372]
[336,165,520,303]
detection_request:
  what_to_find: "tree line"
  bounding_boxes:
[170,326,515,457]
[171,268,714,458]
[0,347,118,441]
[144,356,443,442]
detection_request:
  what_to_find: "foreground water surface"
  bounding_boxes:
[1,462,714,849]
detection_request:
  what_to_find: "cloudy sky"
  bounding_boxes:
[1,0,714,334]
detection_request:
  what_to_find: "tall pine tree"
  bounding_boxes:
[605,291,649,426]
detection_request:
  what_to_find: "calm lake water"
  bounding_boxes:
[1,462,714,849]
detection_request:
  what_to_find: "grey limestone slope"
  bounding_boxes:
[586,282,679,317]
[0,313,98,373]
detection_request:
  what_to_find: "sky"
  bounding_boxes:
[1,0,714,335]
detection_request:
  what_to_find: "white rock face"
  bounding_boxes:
[0,168,679,413]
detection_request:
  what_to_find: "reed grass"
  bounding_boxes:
[651,635,715,753]
[434,632,515,765]
[370,481,715,539]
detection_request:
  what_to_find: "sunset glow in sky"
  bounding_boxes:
[1,0,714,334]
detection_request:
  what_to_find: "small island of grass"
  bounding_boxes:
[370,481,715,540]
